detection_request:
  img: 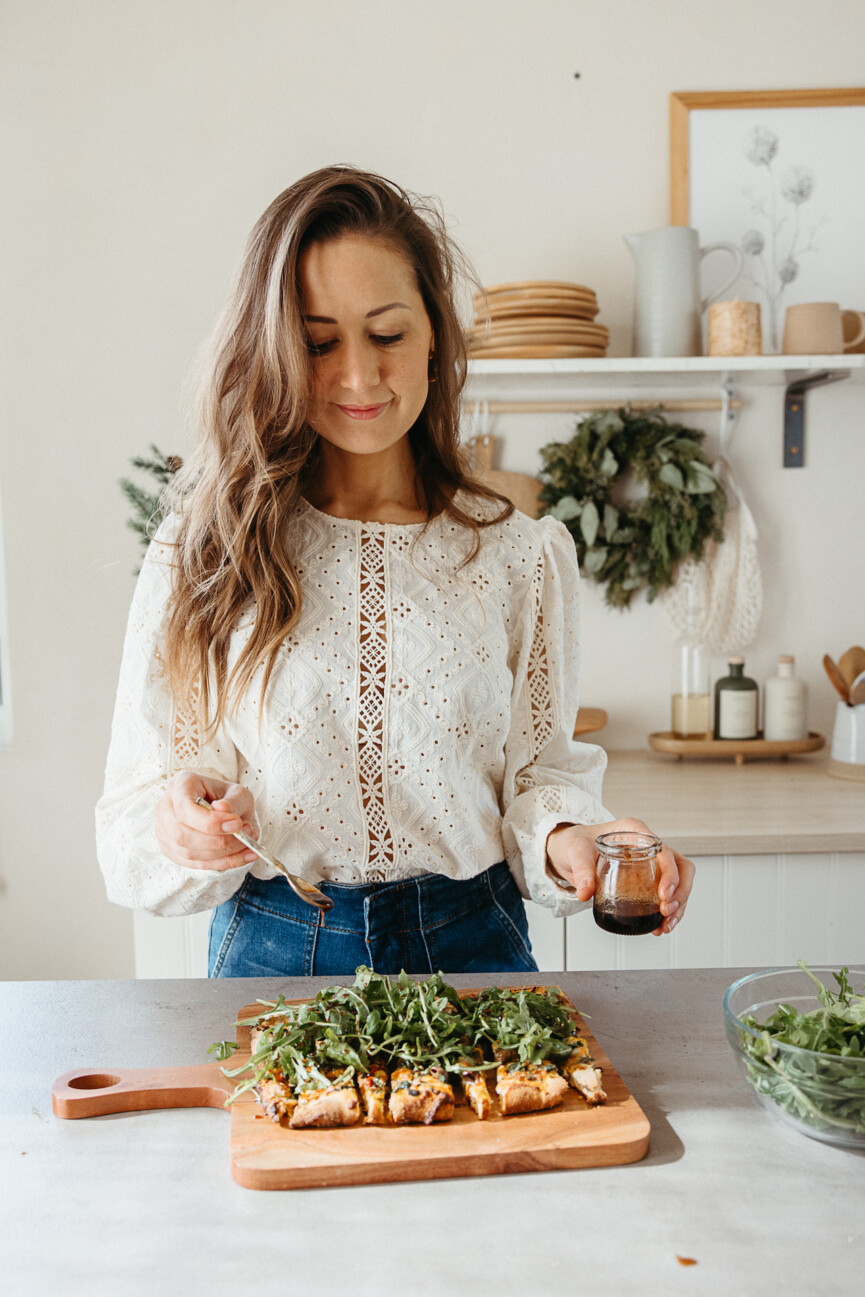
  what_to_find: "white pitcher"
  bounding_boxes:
[625,227,743,357]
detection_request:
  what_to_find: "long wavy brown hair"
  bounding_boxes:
[161,165,513,731]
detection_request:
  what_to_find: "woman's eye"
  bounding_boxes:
[306,339,336,356]
[306,332,405,356]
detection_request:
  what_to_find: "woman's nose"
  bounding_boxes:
[337,339,380,393]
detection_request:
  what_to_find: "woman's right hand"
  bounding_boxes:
[155,771,259,872]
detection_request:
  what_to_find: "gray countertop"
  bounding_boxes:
[603,749,865,855]
[3,970,863,1296]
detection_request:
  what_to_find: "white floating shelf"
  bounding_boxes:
[466,353,865,394]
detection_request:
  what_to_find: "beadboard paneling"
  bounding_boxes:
[564,852,865,972]
[525,901,566,971]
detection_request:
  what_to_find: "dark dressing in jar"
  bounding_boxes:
[592,831,663,936]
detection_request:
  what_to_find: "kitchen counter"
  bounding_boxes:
[602,749,864,855]
[4,972,862,1296]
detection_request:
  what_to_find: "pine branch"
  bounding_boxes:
[119,445,183,573]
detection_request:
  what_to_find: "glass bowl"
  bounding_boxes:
[723,966,865,1149]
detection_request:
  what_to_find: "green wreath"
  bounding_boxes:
[537,406,726,608]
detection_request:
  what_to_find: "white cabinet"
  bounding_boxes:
[135,849,864,978]
[525,850,865,972]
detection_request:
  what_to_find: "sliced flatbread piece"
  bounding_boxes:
[253,1072,298,1124]
[389,1065,455,1125]
[289,1068,361,1129]
[562,1035,607,1105]
[493,1046,569,1115]
[454,1051,492,1120]
[357,1062,389,1125]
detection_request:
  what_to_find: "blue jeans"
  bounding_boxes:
[207,861,538,977]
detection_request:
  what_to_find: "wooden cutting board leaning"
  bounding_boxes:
[53,989,650,1190]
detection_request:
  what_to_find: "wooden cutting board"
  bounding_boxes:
[53,990,650,1190]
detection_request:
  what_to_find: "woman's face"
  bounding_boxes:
[299,234,434,457]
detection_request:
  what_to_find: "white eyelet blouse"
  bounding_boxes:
[95,491,612,919]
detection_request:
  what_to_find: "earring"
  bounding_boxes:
[428,350,437,382]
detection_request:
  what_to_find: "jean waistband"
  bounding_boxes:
[238,862,512,930]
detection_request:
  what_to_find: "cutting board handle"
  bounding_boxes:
[52,1062,233,1119]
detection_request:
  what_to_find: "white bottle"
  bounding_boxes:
[763,655,808,741]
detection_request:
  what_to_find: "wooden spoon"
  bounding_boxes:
[849,669,865,706]
[823,654,851,704]
[838,646,865,688]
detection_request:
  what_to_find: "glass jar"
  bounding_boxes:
[671,634,711,738]
[593,830,663,936]
[671,586,710,739]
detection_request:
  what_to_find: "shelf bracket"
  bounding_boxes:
[783,370,849,467]
[719,373,738,459]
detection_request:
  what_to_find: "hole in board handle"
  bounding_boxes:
[67,1073,122,1090]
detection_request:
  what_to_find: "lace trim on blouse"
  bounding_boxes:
[357,526,396,879]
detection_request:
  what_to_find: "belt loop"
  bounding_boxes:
[415,875,434,973]
[305,903,322,975]
[363,894,374,971]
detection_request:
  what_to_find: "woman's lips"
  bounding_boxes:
[335,401,390,420]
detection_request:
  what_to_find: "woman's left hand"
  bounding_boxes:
[545,817,695,936]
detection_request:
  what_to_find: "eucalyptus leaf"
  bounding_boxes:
[685,462,719,494]
[603,504,619,539]
[599,448,619,477]
[580,499,600,547]
[550,495,582,522]
[658,462,685,491]
[583,547,608,575]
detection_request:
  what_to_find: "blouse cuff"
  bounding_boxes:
[502,791,614,919]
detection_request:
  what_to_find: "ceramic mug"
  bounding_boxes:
[782,302,847,355]
[842,309,865,354]
[831,701,865,766]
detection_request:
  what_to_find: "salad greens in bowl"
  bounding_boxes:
[723,962,865,1148]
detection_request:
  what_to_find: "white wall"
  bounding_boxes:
[1,0,863,979]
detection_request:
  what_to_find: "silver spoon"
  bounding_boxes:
[195,797,333,913]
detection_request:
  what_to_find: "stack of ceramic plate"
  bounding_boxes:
[466,280,608,358]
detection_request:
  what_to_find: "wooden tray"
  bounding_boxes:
[648,730,825,765]
[52,990,649,1191]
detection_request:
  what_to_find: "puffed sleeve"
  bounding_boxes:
[500,516,614,917]
[95,513,255,917]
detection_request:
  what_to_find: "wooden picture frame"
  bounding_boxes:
[669,87,865,224]
[669,88,865,351]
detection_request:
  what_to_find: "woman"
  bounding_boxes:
[96,165,694,976]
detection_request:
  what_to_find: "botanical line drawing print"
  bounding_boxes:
[738,125,828,351]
